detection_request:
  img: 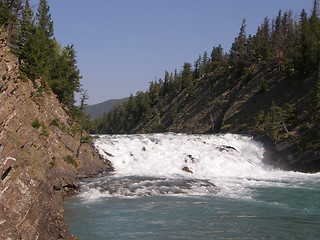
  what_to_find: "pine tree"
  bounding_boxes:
[310,0,320,70]
[181,62,193,89]
[193,55,202,79]
[136,92,152,120]
[281,11,297,69]
[14,0,35,56]
[50,44,81,106]
[202,51,209,66]
[172,69,181,93]
[253,17,271,61]
[36,0,53,38]
[207,44,226,73]
[0,1,13,27]
[313,71,320,137]
[127,94,138,123]
[20,0,55,80]
[162,71,171,95]
[272,10,283,57]
[211,44,224,63]
[0,0,24,42]
[295,7,319,75]
[149,80,161,105]
[230,18,248,71]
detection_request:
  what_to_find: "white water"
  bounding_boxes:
[64,133,320,240]
[85,133,318,201]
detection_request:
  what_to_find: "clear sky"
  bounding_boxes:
[30,0,313,104]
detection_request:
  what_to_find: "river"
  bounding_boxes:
[63,133,320,240]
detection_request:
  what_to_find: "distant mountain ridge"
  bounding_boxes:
[85,97,129,119]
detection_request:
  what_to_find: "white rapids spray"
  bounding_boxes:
[81,133,317,200]
[95,133,269,178]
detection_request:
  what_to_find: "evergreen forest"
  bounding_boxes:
[0,0,83,108]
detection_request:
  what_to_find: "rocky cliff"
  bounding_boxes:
[0,34,112,239]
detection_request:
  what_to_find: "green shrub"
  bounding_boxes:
[40,130,49,137]
[258,79,269,93]
[255,102,295,140]
[49,119,60,127]
[31,119,42,129]
[63,155,78,167]
[49,161,57,168]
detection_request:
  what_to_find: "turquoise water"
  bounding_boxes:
[63,134,320,240]
[64,177,320,240]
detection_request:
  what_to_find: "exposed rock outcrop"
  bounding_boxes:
[0,32,112,239]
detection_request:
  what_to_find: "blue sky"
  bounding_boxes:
[30,0,313,104]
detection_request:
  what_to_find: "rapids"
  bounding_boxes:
[64,133,320,240]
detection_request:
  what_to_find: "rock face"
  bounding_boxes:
[0,33,112,239]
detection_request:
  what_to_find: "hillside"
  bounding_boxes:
[95,6,320,173]
[0,32,112,239]
[85,97,129,119]
[97,65,320,173]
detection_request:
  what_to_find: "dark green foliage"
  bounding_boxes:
[49,44,81,106]
[36,0,53,38]
[0,1,12,26]
[170,102,179,122]
[193,55,202,79]
[230,19,248,71]
[63,155,77,167]
[256,103,295,140]
[1,0,82,108]
[253,18,271,61]
[13,0,34,56]
[31,118,49,137]
[209,44,228,73]
[149,114,165,133]
[49,160,57,168]
[19,0,55,80]
[295,2,320,75]
[0,0,23,40]
[313,77,320,136]
[258,78,269,93]
[307,67,320,151]
[19,28,54,79]
[211,45,224,63]
[49,157,57,168]
[0,1,13,27]
[181,62,193,89]
[49,119,60,127]
[31,119,42,128]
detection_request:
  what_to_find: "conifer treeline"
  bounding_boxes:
[94,1,320,134]
[0,0,81,107]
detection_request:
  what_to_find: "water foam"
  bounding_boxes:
[82,133,319,200]
[94,133,270,177]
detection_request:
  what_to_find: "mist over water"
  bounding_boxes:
[64,133,320,240]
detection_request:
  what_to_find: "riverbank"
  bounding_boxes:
[0,37,113,239]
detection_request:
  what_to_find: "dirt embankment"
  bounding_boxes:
[0,35,112,239]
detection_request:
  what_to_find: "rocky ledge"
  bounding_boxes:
[0,34,113,239]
